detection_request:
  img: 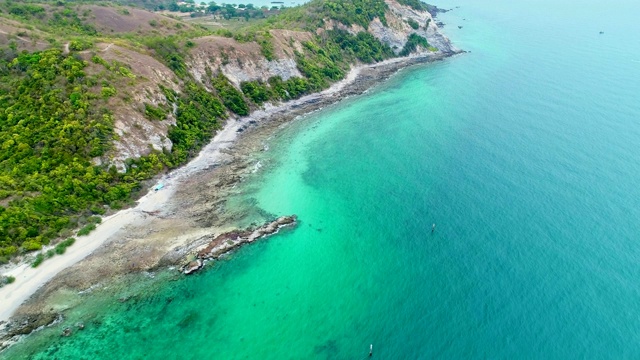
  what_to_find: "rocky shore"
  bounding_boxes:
[183,215,297,275]
[0,47,462,351]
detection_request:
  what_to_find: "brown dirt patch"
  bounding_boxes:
[269,29,313,58]
[0,18,50,51]
[96,43,179,88]
[193,35,263,61]
[85,5,191,35]
[189,35,265,74]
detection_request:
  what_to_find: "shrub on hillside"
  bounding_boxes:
[399,33,430,56]
[211,73,249,116]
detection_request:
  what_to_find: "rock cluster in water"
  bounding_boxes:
[182,215,297,275]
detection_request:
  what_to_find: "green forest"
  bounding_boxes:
[0,0,435,262]
[0,49,231,262]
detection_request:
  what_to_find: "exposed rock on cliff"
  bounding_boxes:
[188,30,313,87]
[370,0,454,54]
[88,43,180,171]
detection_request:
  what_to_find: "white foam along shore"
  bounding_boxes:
[0,50,449,323]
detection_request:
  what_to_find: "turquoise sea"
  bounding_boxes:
[5,0,640,358]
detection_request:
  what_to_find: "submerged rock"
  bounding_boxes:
[182,215,297,274]
[183,259,203,275]
[1,313,58,340]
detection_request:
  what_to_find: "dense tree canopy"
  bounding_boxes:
[0,50,128,257]
[0,50,229,260]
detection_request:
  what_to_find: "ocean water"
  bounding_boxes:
[5,0,640,358]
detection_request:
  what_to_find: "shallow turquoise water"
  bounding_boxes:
[5,0,640,358]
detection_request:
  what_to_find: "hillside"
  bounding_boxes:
[0,0,454,266]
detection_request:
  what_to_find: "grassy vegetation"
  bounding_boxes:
[27,236,76,269]
[327,29,394,64]
[242,0,388,31]
[241,75,313,105]
[144,103,168,121]
[211,72,249,116]
[407,18,420,30]
[143,36,188,77]
[0,45,231,257]
[257,32,276,61]
[1,2,97,36]
[164,2,282,19]
[241,80,273,105]
[77,223,96,236]
[320,0,389,28]
[0,2,230,257]
[31,253,45,268]
[397,0,427,11]
[0,50,121,254]
[55,237,75,255]
[164,82,226,163]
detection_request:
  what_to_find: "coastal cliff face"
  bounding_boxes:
[372,0,454,53]
[159,0,451,167]
[0,1,452,171]
[188,30,312,87]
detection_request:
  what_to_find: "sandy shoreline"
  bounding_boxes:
[0,49,461,346]
[0,111,246,324]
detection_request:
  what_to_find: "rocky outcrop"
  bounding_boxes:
[183,259,203,275]
[425,4,450,18]
[181,215,297,274]
[369,0,455,54]
[89,43,180,172]
[320,19,367,34]
[0,313,59,351]
[223,58,302,87]
[188,30,313,88]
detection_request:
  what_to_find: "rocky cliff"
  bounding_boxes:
[371,0,454,53]
[186,0,454,98]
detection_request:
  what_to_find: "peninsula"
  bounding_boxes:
[0,0,457,349]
